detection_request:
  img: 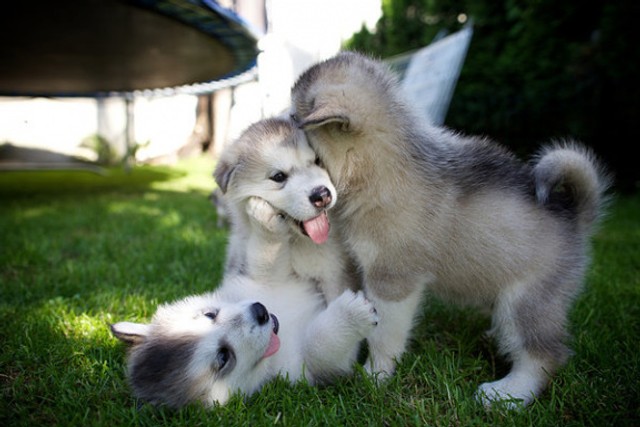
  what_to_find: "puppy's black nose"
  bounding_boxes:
[309,186,332,208]
[251,302,269,325]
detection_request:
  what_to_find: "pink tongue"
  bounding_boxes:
[302,212,330,244]
[262,331,280,359]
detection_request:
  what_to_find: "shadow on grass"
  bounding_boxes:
[0,165,184,196]
[0,189,228,308]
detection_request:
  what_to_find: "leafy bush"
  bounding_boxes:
[345,0,640,192]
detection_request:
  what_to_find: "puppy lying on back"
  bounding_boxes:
[291,51,610,407]
[112,275,378,407]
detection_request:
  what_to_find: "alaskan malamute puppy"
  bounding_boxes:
[214,117,358,302]
[290,51,610,407]
[111,275,378,408]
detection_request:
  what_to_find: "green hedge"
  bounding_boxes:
[345,0,640,192]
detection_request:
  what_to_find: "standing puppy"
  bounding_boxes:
[290,51,609,407]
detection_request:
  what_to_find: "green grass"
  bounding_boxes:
[1,159,638,426]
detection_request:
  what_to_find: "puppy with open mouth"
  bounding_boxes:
[214,117,360,302]
[112,274,378,408]
[111,117,378,408]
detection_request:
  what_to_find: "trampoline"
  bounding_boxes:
[0,0,260,97]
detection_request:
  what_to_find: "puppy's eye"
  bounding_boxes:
[204,311,218,321]
[217,347,231,369]
[314,156,323,167]
[270,172,288,183]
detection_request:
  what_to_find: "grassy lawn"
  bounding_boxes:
[1,157,638,426]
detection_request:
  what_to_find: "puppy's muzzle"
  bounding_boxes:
[309,186,332,208]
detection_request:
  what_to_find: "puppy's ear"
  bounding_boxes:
[296,106,350,132]
[213,159,235,194]
[110,322,150,346]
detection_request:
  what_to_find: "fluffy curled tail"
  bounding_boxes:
[533,141,611,232]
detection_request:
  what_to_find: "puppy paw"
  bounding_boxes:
[475,379,534,410]
[334,290,379,338]
[246,197,288,234]
[364,356,396,381]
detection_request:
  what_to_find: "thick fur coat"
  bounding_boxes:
[112,276,378,407]
[290,51,610,407]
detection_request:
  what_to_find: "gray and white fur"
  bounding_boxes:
[111,275,378,408]
[213,117,359,302]
[111,117,377,408]
[290,51,610,408]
